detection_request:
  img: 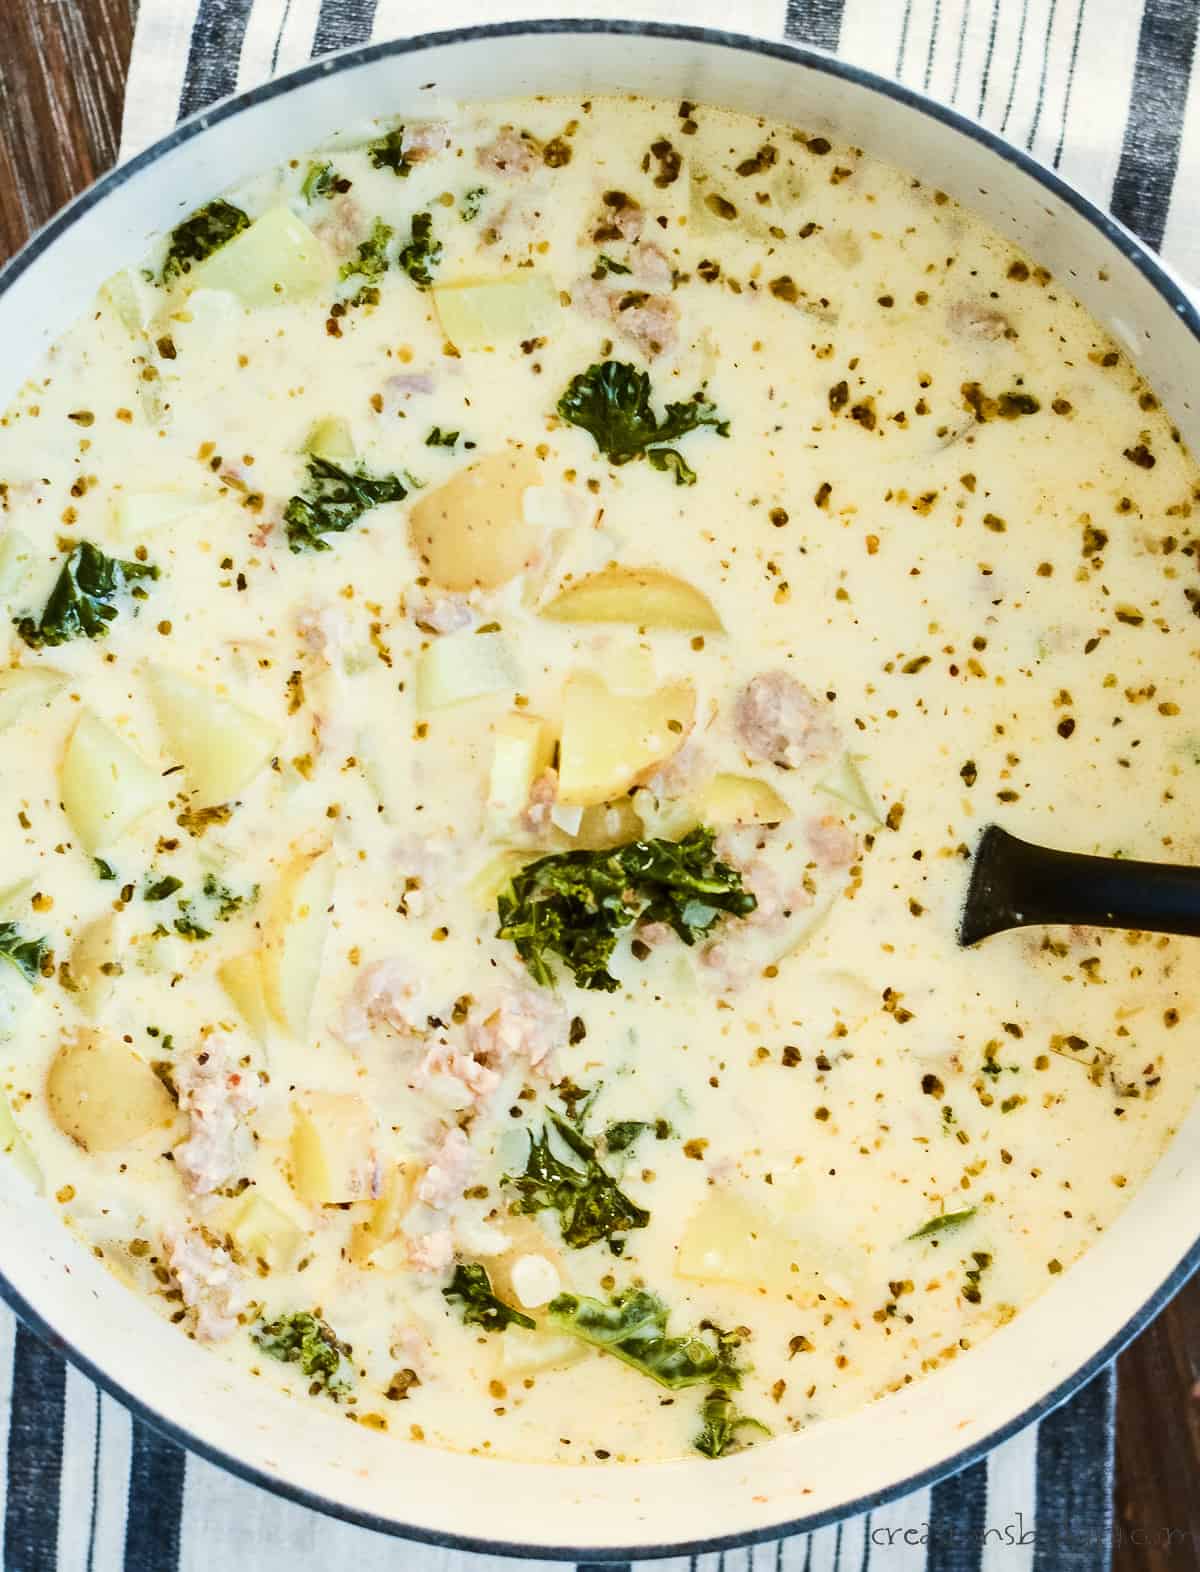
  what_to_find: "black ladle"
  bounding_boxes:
[959,825,1200,947]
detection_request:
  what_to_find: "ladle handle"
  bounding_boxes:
[959,825,1200,946]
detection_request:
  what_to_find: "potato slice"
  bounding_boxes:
[495,1327,589,1377]
[70,911,123,1022]
[223,1190,304,1269]
[697,773,791,826]
[111,491,220,543]
[46,1031,176,1153]
[189,207,329,306]
[148,668,281,805]
[61,712,165,853]
[349,1162,413,1264]
[415,631,521,712]
[0,666,67,734]
[541,567,722,632]
[433,273,558,351]
[558,671,694,807]
[304,416,355,463]
[289,1091,375,1205]
[217,951,273,1046]
[260,847,335,1038]
[408,451,542,591]
[0,1088,41,1189]
[816,753,881,824]
[487,712,554,820]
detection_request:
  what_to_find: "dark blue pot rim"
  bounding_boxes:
[2,16,1198,1560]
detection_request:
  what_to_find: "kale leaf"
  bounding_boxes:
[591,254,632,278]
[367,128,412,176]
[252,1310,353,1395]
[546,1289,744,1390]
[693,1386,771,1459]
[496,826,756,991]
[301,162,339,202]
[460,186,487,221]
[0,923,50,984]
[505,1111,649,1249]
[284,455,408,552]
[907,1206,977,1240]
[442,1262,535,1332]
[94,859,117,881]
[15,541,159,649]
[202,872,258,920]
[143,874,183,903]
[556,360,729,483]
[339,217,393,301]
[172,901,211,942]
[160,199,250,285]
[425,427,460,449]
[604,1117,672,1153]
[397,212,442,289]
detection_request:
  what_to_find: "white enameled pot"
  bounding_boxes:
[1,19,1198,1558]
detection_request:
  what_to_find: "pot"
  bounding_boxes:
[1,19,1198,1558]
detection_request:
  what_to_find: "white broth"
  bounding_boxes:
[1,94,1197,1465]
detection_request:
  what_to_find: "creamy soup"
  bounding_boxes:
[1,94,1198,1466]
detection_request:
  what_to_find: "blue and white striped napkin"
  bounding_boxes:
[6,0,1199,1566]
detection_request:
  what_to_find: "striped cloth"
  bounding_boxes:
[4,0,1197,1566]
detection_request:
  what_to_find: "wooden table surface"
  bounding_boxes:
[1,0,1198,1566]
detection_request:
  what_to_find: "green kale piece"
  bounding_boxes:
[496,826,756,992]
[301,162,338,201]
[603,1118,672,1153]
[283,455,408,553]
[160,199,250,285]
[907,1206,977,1240]
[425,427,460,449]
[546,1289,743,1389]
[94,859,117,881]
[592,254,632,278]
[202,872,258,921]
[693,1386,771,1459]
[555,360,729,483]
[15,541,159,649]
[0,923,50,984]
[252,1310,353,1395]
[442,1263,535,1332]
[172,901,211,942]
[505,1111,649,1249]
[339,217,393,300]
[367,128,412,176]
[143,874,183,903]
[460,186,487,221]
[397,212,442,289]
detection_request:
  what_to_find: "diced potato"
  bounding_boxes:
[495,1327,589,1377]
[148,668,281,805]
[99,267,158,336]
[189,207,329,306]
[574,796,643,849]
[70,911,123,1022]
[217,951,273,1046]
[433,273,558,350]
[305,416,354,462]
[349,1162,413,1264]
[468,849,530,909]
[289,1091,375,1205]
[0,1089,41,1189]
[415,631,521,712]
[0,529,34,602]
[0,666,67,734]
[260,847,335,1038]
[223,1190,304,1269]
[816,753,881,823]
[487,712,554,820]
[541,566,723,632]
[111,491,220,542]
[558,672,694,807]
[46,1031,177,1153]
[630,786,698,841]
[676,1189,785,1292]
[409,451,542,591]
[602,644,658,696]
[697,773,792,826]
[61,712,165,853]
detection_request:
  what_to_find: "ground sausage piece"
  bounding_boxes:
[164,1227,248,1342]
[806,814,859,870]
[734,672,838,768]
[173,1036,256,1196]
[401,122,450,162]
[477,128,539,177]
